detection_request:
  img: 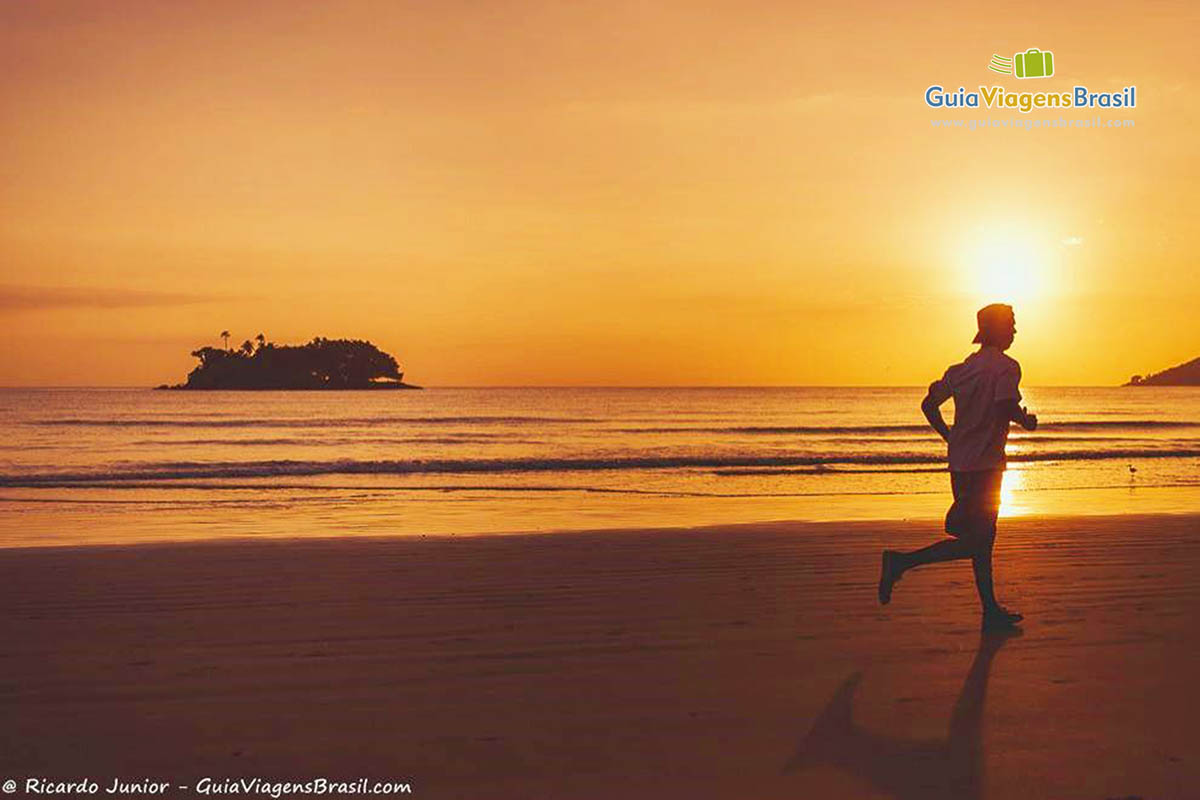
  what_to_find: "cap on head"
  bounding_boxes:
[972,303,1015,344]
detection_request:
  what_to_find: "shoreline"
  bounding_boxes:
[153,382,424,391]
[3,511,1197,797]
[0,507,1196,553]
[2,494,1200,551]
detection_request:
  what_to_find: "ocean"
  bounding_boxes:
[1,386,1197,546]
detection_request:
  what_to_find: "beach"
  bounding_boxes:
[3,512,1197,799]
[3,1,1195,796]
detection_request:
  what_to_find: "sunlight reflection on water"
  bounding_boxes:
[999,466,1029,518]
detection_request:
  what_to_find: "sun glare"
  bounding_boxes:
[962,227,1052,309]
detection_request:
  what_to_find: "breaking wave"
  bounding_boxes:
[4,447,1199,487]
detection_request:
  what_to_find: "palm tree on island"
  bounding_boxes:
[219,330,230,351]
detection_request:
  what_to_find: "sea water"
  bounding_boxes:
[0,386,1196,546]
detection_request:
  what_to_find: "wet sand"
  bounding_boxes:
[1,513,1197,798]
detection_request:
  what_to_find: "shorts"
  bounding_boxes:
[944,469,1003,541]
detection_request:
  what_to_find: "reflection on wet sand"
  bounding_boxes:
[785,630,1021,799]
[999,465,1029,518]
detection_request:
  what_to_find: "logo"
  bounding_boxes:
[924,49,1136,114]
[989,48,1055,79]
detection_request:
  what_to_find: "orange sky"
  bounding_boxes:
[2,0,1197,386]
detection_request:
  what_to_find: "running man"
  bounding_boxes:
[878,303,1037,632]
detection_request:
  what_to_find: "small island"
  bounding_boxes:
[158,332,421,390]
[1125,356,1200,386]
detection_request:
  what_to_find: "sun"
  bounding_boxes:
[962,227,1051,309]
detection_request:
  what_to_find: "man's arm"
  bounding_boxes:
[997,399,1038,431]
[994,362,1035,430]
[922,381,952,443]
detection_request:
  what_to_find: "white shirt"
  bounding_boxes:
[928,347,1022,472]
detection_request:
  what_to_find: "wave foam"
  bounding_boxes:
[3,447,1198,487]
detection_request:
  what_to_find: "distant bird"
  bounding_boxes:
[1129,465,1138,475]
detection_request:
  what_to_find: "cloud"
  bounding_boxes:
[0,285,219,312]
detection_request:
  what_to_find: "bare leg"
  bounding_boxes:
[891,528,999,612]
[894,537,976,571]
[970,533,998,611]
[880,469,1017,617]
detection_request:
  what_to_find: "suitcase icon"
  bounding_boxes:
[1014,48,1054,79]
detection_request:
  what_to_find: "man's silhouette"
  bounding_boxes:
[878,303,1036,631]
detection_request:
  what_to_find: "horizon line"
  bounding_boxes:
[0,383,1140,390]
